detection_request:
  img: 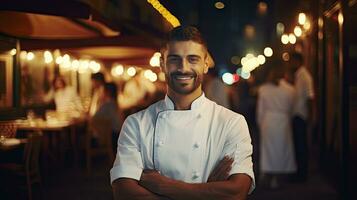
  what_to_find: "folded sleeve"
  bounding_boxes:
[221,115,255,194]
[110,115,143,184]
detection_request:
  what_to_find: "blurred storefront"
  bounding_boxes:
[0,0,174,119]
[317,1,357,199]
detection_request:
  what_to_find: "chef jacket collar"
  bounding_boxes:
[164,93,207,111]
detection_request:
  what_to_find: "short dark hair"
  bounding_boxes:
[162,26,208,51]
[53,76,67,90]
[104,82,118,100]
[91,72,105,83]
[291,52,303,64]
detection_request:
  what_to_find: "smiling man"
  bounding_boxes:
[111,26,255,200]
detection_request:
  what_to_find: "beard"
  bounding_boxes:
[166,71,203,95]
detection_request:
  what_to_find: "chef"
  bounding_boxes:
[111,26,255,200]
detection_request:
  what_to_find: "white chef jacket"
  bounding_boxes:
[293,66,314,120]
[110,93,255,193]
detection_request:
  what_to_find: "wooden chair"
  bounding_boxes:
[0,131,43,200]
[86,118,114,174]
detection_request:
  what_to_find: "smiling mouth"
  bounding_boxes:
[174,75,195,80]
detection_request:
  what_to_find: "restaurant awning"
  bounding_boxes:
[0,10,119,39]
[19,35,160,66]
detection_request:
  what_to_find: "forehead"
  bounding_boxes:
[164,40,206,57]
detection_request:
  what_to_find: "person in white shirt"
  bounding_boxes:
[111,26,255,200]
[89,72,105,117]
[289,52,315,182]
[46,76,83,115]
[257,61,296,188]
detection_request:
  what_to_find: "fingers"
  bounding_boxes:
[208,156,234,182]
[215,156,234,180]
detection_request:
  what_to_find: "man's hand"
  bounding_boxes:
[207,156,234,182]
[139,170,172,196]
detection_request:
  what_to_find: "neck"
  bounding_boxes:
[167,86,203,110]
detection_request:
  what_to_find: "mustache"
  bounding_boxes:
[170,71,197,77]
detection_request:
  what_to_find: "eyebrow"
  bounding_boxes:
[167,54,181,58]
[167,54,202,59]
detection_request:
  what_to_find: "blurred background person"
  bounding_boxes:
[119,72,156,113]
[91,82,122,151]
[256,59,296,188]
[203,69,230,108]
[45,76,83,116]
[289,52,315,182]
[89,72,106,117]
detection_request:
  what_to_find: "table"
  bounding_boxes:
[0,138,27,151]
[14,117,86,168]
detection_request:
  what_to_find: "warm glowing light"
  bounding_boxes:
[78,60,89,74]
[276,23,285,36]
[150,52,161,67]
[222,72,234,85]
[149,73,158,82]
[10,48,17,56]
[257,55,266,65]
[71,60,79,71]
[264,47,273,57]
[20,51,27,60]
[56,56,63,64]
[26,52,35,61]
[289,34,296,44]
[215,2,225,9]
[63,54,70,61]
[257,2,268,15]
[61,60,71,69]
[303,21,311,30]
[246,53,254,59]
[281,34,289,44]
[44,51,53,63]
[111,65,124,77]
[244,25,255,39]
[241,55,260,73]
[90,61,101,73]
[241,57,248,66]
[338,12,344,25]
[144,70,153,79]
[294,26,302,37]
[147,0,180,27]
[298,13,306,25]
[143,69,158,82]
[282,52,290,61]
[318,17,323,28]
[127,67,136,77]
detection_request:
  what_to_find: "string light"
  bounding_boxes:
[147,0,180,27]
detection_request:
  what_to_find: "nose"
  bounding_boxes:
[177,58,190,72]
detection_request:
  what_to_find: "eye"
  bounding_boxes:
[188,56,200,63]
[168,57,181,63]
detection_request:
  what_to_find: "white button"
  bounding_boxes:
[197,114,201,119]
[192,171,200,179]
[157,140,164,146]
[193,142,200,148]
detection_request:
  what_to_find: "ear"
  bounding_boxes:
[160,56,165,72]
[203,57,209,74]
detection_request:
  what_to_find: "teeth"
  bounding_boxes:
[175,75,192,80]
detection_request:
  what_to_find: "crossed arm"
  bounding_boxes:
[112,157,252,200]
